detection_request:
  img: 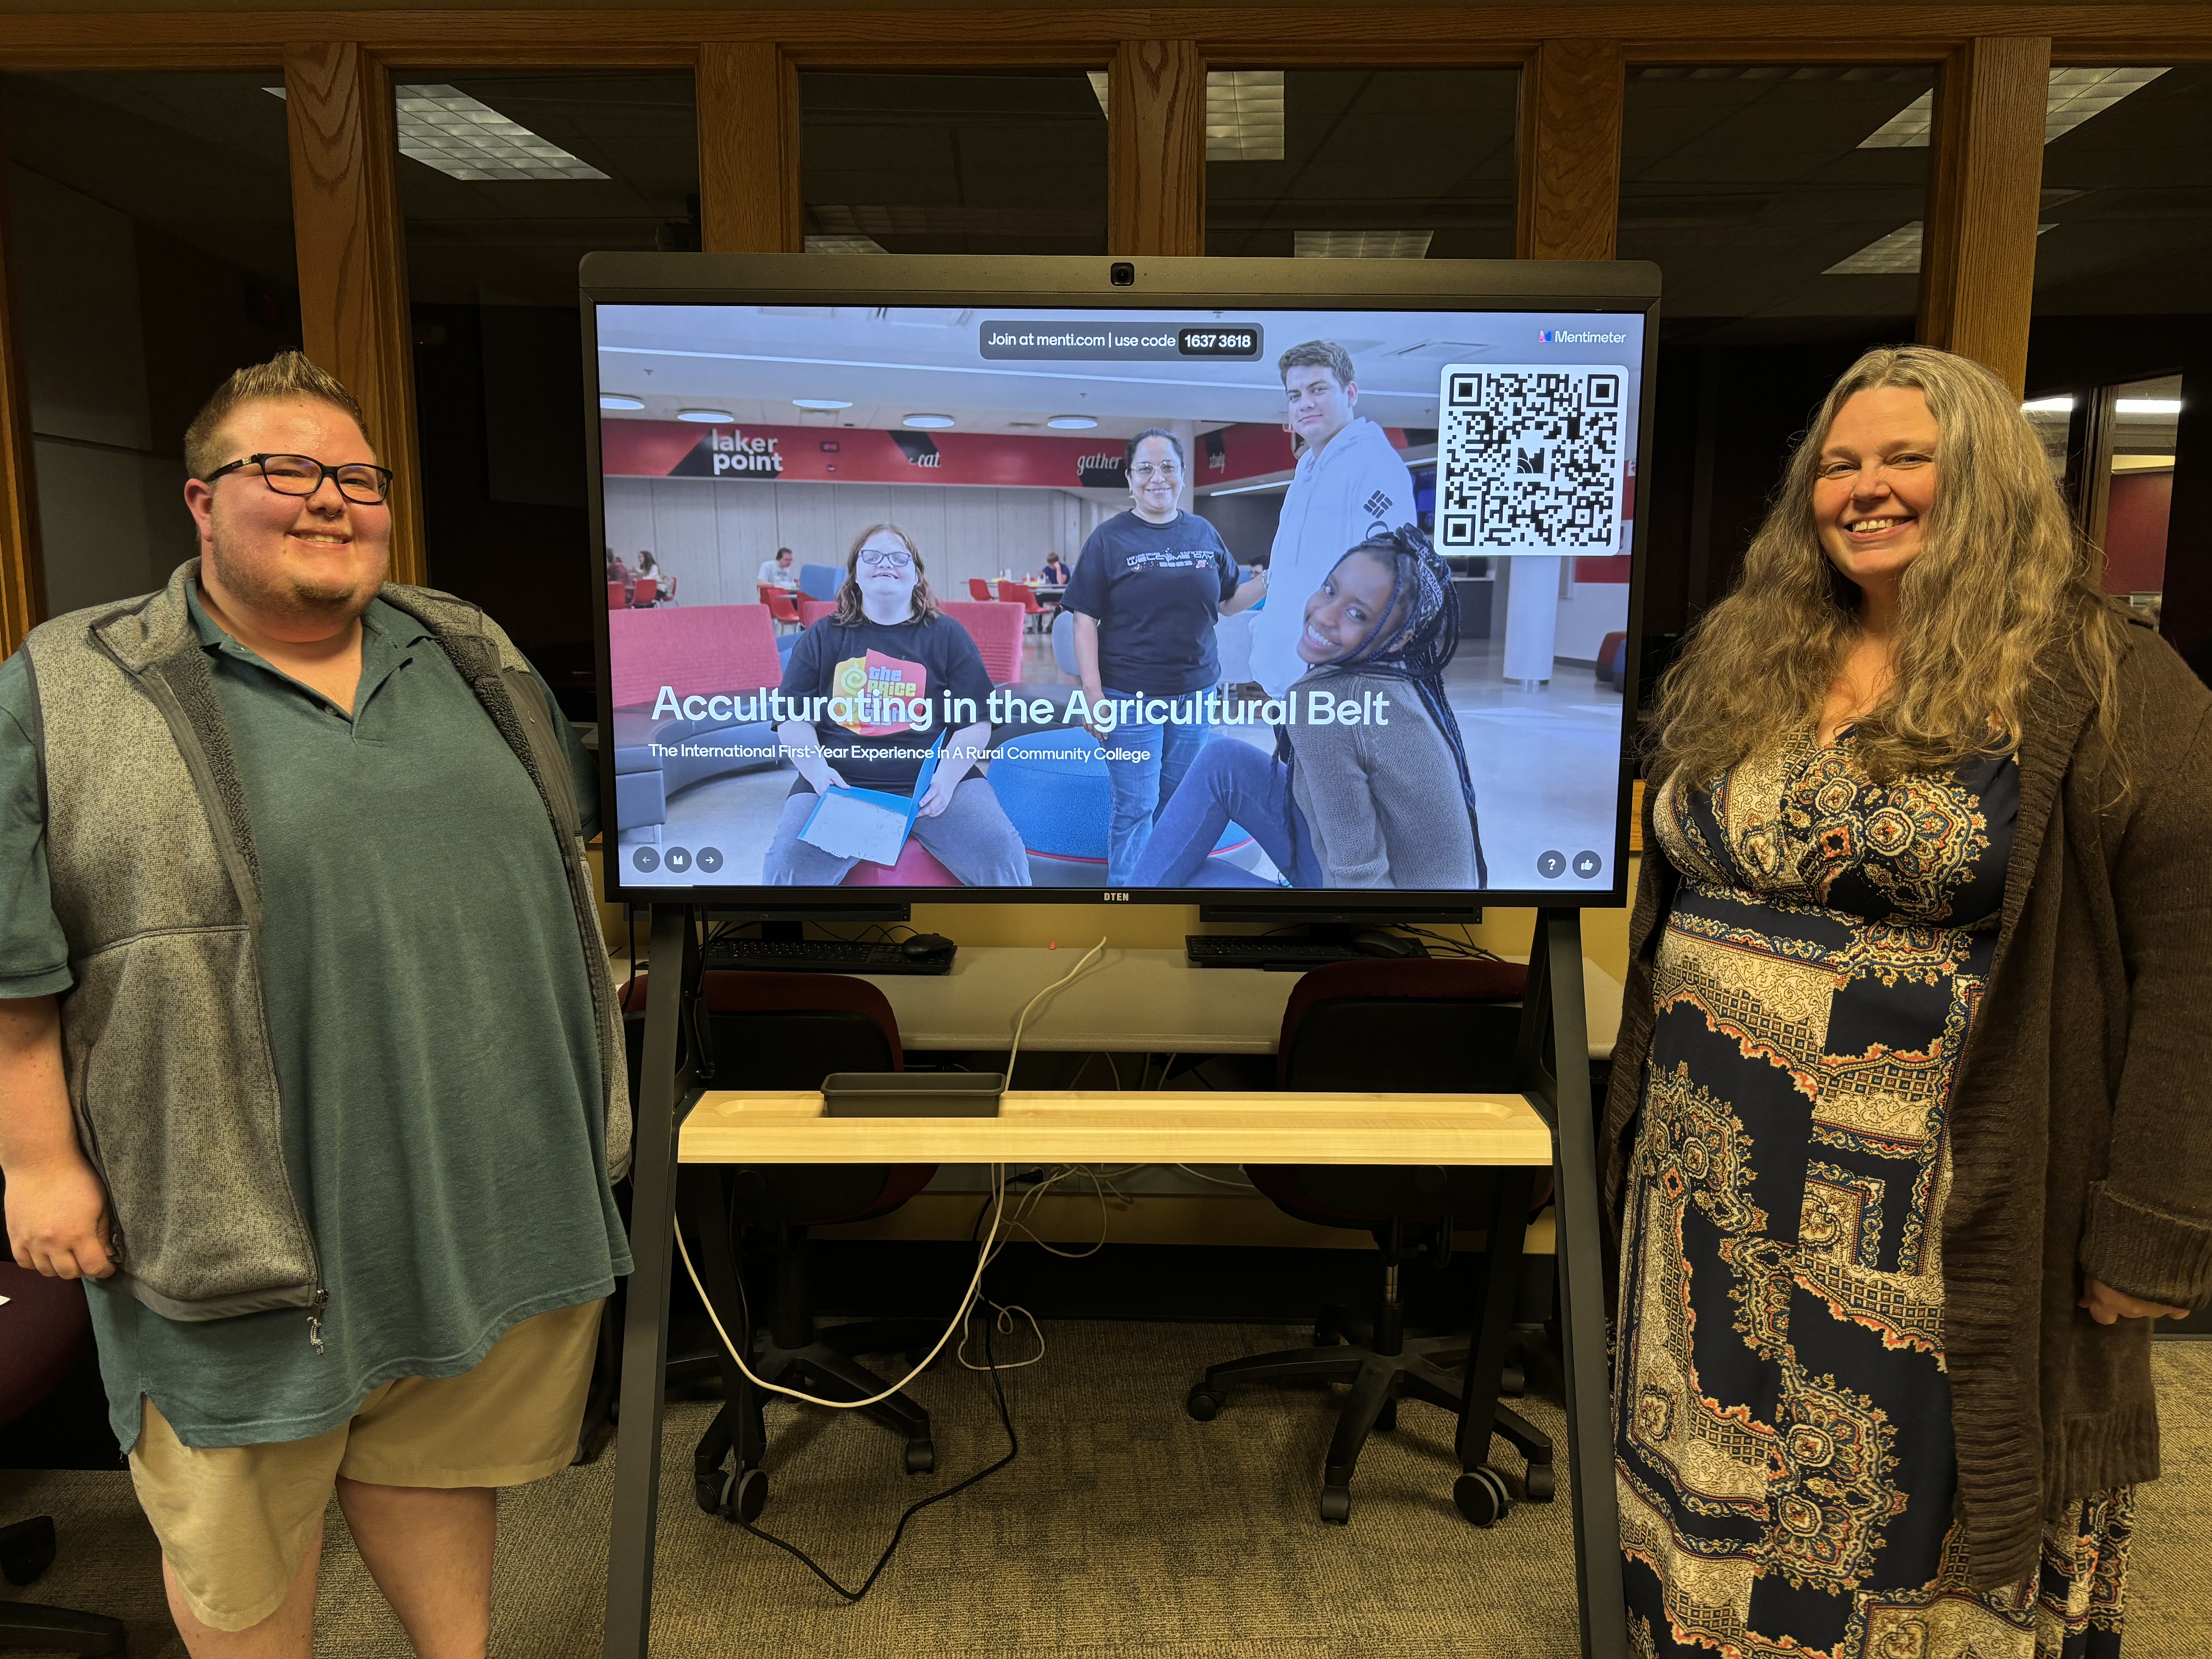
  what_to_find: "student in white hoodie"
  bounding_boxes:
[1248,340,1418,699]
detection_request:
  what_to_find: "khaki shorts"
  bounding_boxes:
[128,1298,604,1632]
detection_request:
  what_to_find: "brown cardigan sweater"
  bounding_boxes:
[1601,613,2212,1593]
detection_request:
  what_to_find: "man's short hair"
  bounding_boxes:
[1279,340,1355,390]
[183,351,374,483]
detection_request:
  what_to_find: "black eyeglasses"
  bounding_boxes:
[204,453,395,505]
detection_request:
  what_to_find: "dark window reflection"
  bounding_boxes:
[1204,70,1516,260]
[395,70,697,717]
[2,71,299,614]
[800,72,1106,254]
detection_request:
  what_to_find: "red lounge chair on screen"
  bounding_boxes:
[630,576,659,607]
[1001,580,1049,634]
[968,578,995,603]
[799,598,837,627]
[766,589,804,632]
[938,600,1024,686]
[608,580,629,610]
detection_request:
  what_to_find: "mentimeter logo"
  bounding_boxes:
[1538,328,1630,345]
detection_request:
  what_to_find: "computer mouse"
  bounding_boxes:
[902,932,955,959]
[1348,928,1420,958]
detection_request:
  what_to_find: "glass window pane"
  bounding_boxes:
[2024,67,2208,656]
[2106,372,2178,621]
[2033,67,2210,318]
[1618,66,1935,673]
[2,71,299,613]
[1204,70,1516,259]
[1619,65,1936,343]
[800,72,1106,254]
[395,70,697,715]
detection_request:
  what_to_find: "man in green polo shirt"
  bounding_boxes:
[0,352,631,1657]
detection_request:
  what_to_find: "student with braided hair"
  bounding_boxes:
[1132,525,1488,890]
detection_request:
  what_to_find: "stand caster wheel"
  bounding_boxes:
[730,1465,768,1524]
[1186,1385,1222,1422]
[693,1472,725,1516]
[1525,1463,1557,1503]
[905,1439,936,1475]
[1453,1465,1511,1528]
[1501,1363,1526,1398]
[1312,1326,1342,1348]
[1319,1484,1351,1525]
[1376,1398,1398,1433]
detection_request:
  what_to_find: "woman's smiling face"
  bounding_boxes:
[853,529,918,612]
[1812,386,1941,598]
[1127,434,1183,520]
[1300,550,1406,665]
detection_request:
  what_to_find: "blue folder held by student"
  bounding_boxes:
[797,750,940,866]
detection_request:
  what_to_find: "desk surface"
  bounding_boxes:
[853,945,1622,1060]
[681,1088,1554,1166]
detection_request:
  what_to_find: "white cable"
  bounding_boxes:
[1005,936,1108,1084]
[668,936,1109,1413]
[958,1301,1045,1372]
[675,1161,1014,1411]
[1175,1163,1256,1188]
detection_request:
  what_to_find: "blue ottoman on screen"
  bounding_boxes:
[990,729,1264,888]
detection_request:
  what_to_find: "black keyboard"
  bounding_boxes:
[1185,935,1426,971]
[702,938,954,976]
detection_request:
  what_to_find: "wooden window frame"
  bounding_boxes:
[0,8,2205,653]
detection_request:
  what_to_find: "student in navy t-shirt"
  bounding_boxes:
[762,523,1030,886]
[1064,429,1268,883]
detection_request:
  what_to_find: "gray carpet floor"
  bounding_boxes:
[5,1326,2208,1656]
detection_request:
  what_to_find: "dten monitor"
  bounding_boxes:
[584,255,1658,912]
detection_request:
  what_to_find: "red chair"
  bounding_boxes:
[1001,580,1049,634]
[622,970,939,1522]
[629,576,659,607]
[797,597,836,627]
[608,579,629,610]
[756,582,782,607]
[938,599,1024,685]
[766,589,803,632]
[968,578,995,602]
[0,1261,129,1653]
[605,603,781,713]
[1184,958,1556,1528]
[842,838,961,886]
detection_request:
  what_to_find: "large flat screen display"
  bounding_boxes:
[586,256,1656,909]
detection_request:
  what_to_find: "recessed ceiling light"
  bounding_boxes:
[903,414,955,429]
[1047,415,1097,430]
[599,393,646,411]
[2116,398,2182,416]
[269,83,608,182]
[677,408,735,423]
[1860,66,2169,150]
[793,398,854,411]
[2021,396,2074,414]
[1295,230,1434,259]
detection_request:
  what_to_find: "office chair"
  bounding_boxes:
[1184,958,1556,1528]
[0,1262,127,1655]
[622,970,940,1524]
[1000,580,1049,633]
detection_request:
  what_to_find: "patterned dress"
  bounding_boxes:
[1615,730,2133,1659]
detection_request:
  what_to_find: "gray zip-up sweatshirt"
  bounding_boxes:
[20,561,631,1322]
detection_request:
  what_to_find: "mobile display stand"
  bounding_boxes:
[600,903,1626,1659]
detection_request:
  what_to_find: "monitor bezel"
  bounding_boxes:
[581,253,1661,912]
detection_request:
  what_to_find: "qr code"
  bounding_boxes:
[1435,364,1628,553]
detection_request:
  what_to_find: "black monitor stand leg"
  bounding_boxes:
[602,903,698,1659]
[1536,908,1629,1659]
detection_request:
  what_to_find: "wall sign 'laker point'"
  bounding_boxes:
[670,427,785,477]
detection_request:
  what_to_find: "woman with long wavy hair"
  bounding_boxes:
[1604,345,2212,1658]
